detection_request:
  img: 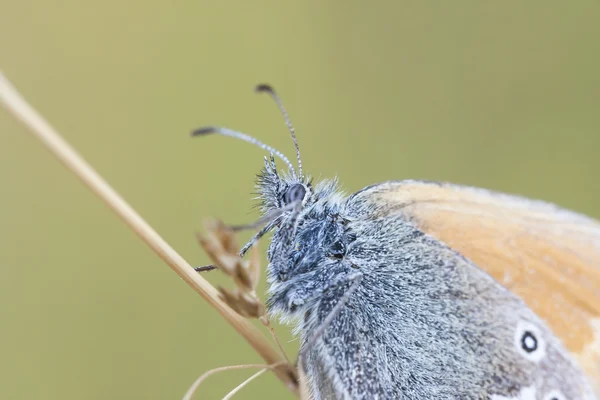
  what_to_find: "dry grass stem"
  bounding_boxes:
[183,361,286,400]
[197,220,266,317]
[221,368,270,400]
[260,316,293,367]
[198,220,294,367]
[0,71,298,394]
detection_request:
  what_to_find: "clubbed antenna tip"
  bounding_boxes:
[254,84,304,180]
[255,83,275,94]
[191,126,217,136]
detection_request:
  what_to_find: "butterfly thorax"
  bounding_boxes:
[264,179,354,320]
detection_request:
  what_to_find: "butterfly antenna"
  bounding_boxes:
[191,126,297,178]
[255,84,304,180]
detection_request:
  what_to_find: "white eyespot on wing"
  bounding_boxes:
[514,320,546,363]
[490,385,536,400]
[543,390,566,400]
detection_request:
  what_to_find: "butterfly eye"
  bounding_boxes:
[515,321,546,363]
[283,184,306,205]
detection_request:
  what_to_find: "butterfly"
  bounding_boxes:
[194,84,600,399]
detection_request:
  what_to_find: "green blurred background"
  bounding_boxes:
[1,2,599,399]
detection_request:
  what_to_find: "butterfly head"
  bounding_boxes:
[193,84,350,318]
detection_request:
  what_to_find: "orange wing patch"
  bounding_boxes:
[365,180,600,390]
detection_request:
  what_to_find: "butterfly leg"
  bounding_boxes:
[238,221,277,257]
[300,273,363,359]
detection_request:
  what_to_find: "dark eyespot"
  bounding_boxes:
[515,321,545,362]
[521,331,538,353]
[283,183,306,205]
[544,390,565,400]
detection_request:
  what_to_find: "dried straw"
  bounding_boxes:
[0,71,298,395]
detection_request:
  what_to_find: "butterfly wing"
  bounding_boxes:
[350,180,600,393]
